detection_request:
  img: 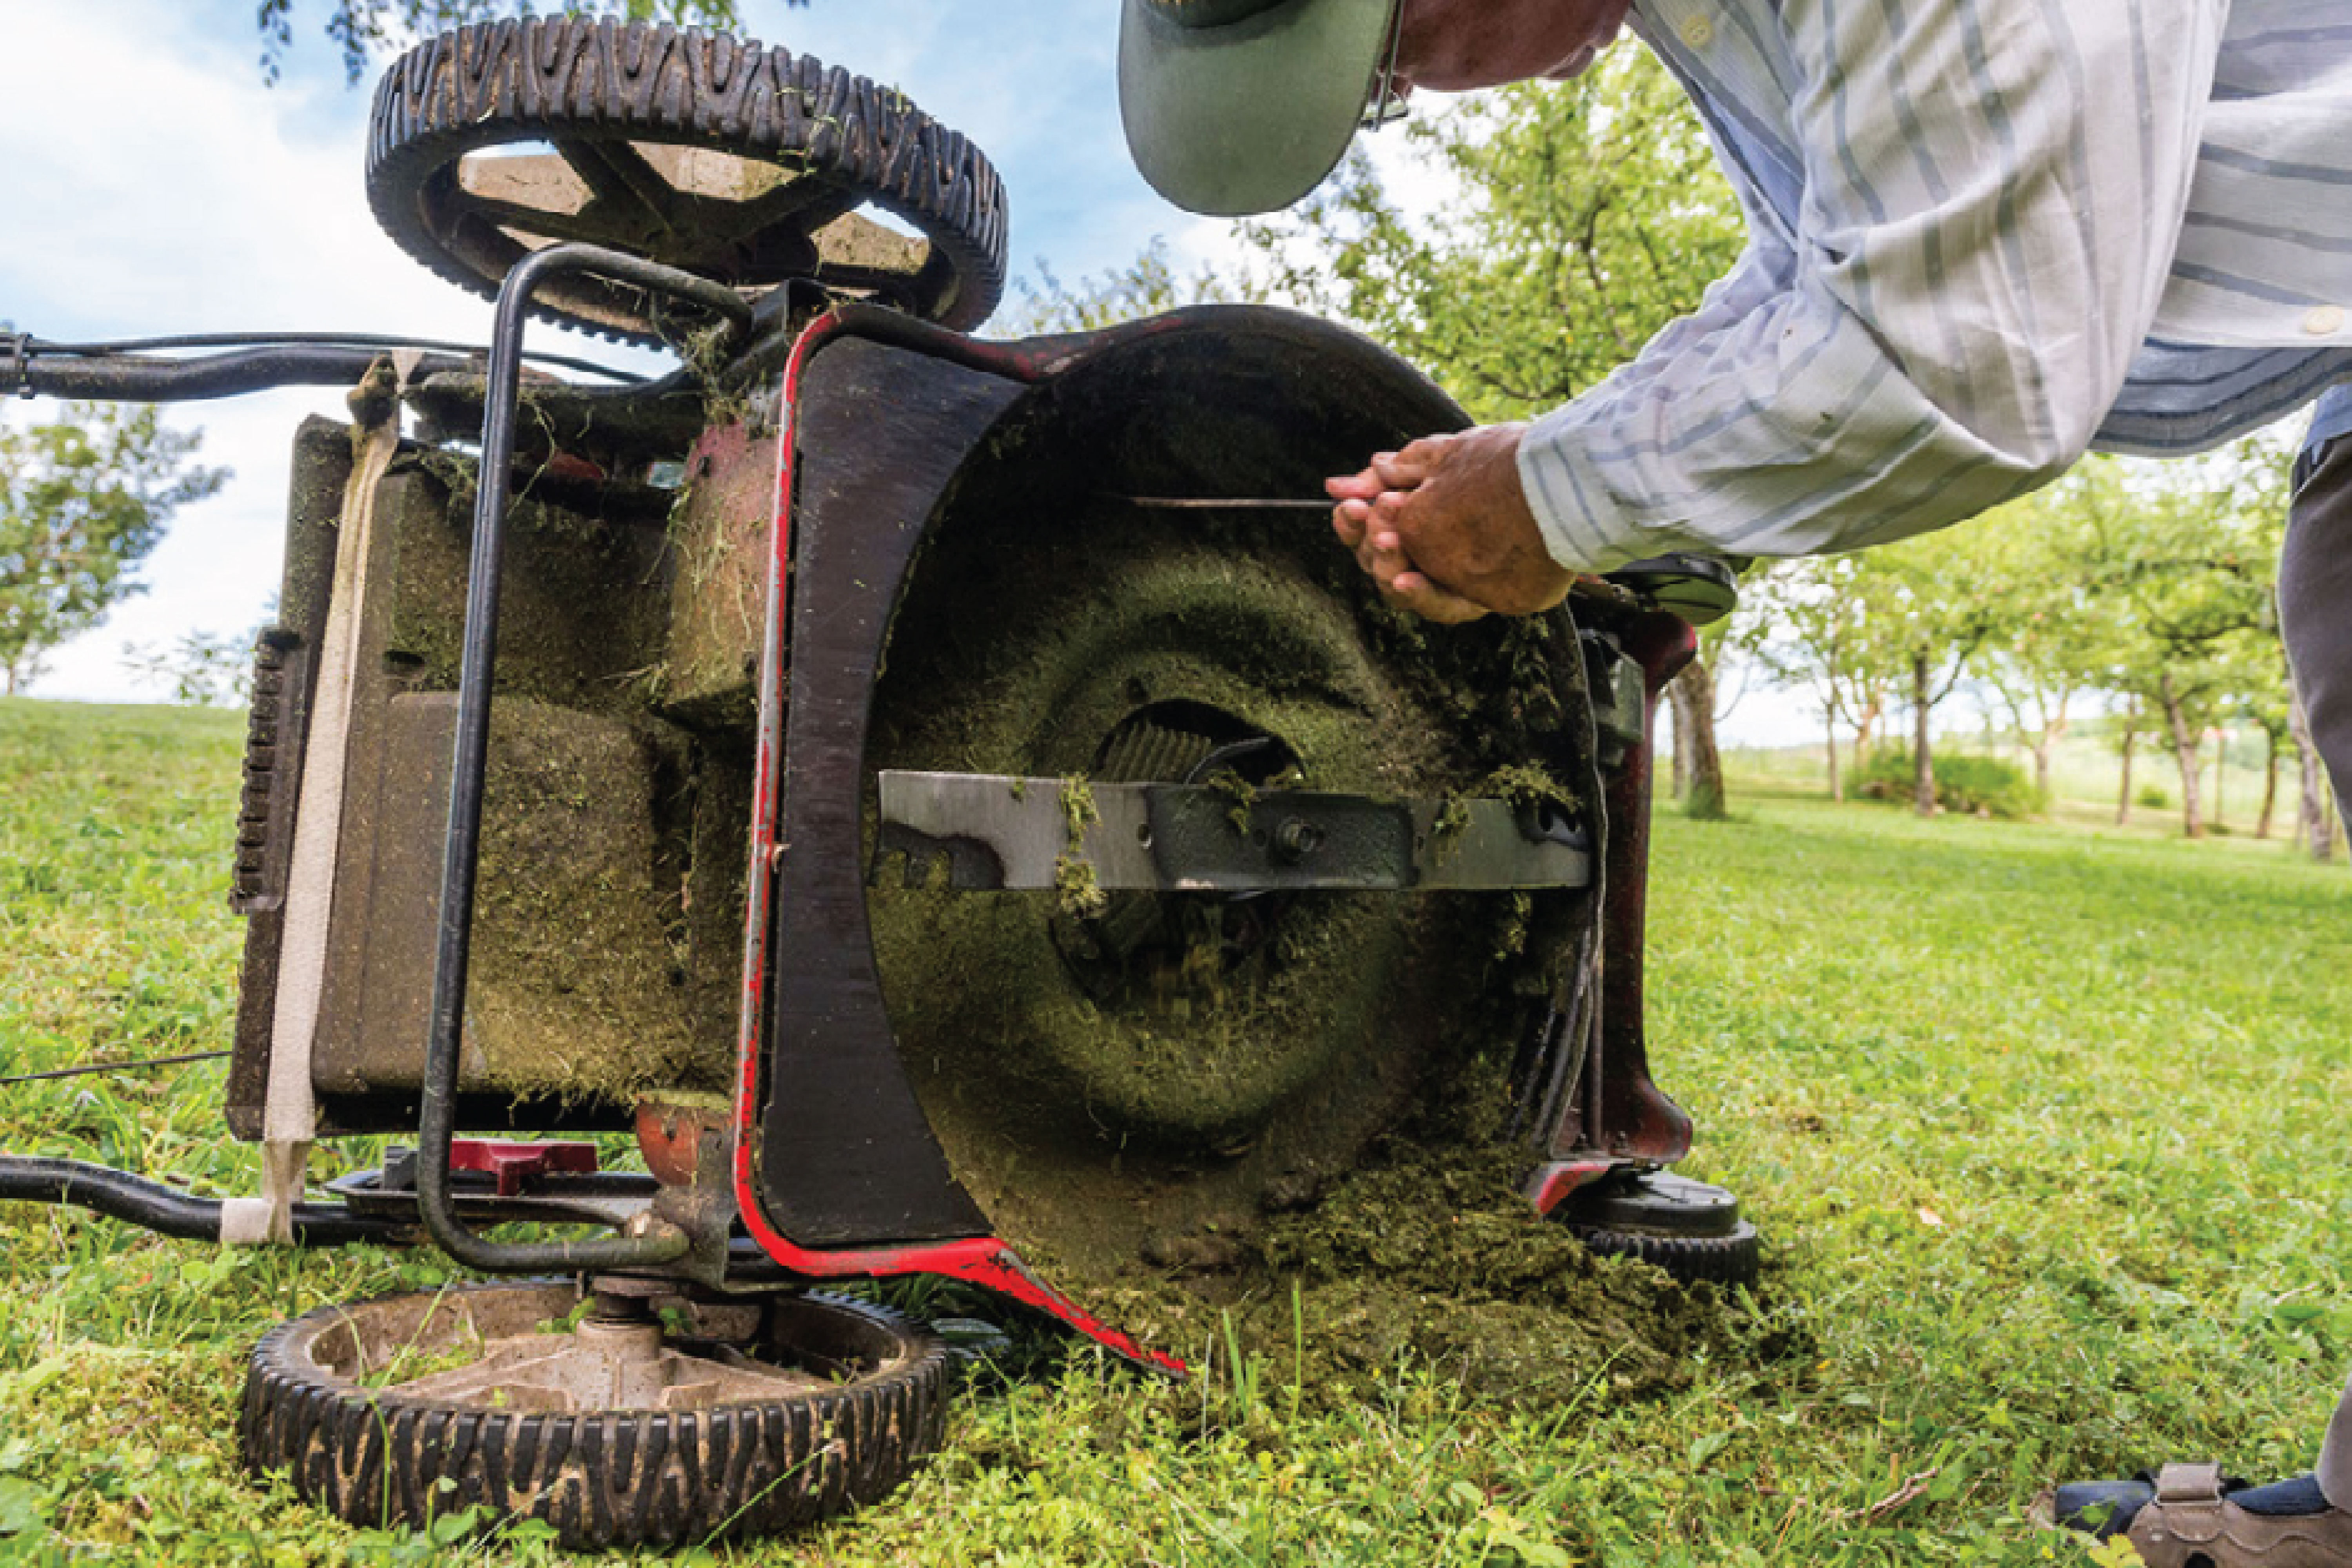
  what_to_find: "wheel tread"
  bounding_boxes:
[1569,1223,1763,1289]
[365,16,1006,342]
[241,1286,944,1550]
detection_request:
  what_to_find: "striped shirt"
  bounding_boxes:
[1517,0,2352,572]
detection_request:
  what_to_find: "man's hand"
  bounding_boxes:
[1325,425,1575,624]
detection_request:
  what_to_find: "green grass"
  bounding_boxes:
[4,697,2350,1564]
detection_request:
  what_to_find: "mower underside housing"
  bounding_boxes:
[224,304,1680,1289]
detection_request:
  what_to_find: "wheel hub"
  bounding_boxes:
[1050,703,1301,1008]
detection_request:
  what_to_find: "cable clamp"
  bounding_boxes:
[1,333,30,398]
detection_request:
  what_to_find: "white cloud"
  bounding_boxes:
[1,0,540,700]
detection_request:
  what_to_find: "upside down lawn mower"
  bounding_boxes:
[0,19,1753,1550]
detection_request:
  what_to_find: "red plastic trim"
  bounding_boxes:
[448,1140,599,1200]
[725,309,1183,1376]
[1523,1159,1623,1218]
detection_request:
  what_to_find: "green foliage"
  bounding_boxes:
[253,0,769,85]
[1746,438,2301,826]
[1855,749,2046,819]
[0,404,226,695]
[2138,783,2172,810]
[996,236,1247,338]
[1241,49,1743,421]
[118,629,260,709]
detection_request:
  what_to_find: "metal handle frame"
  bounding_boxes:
[418,243,752,1273]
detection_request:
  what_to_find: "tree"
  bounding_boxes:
[0,405,227,695]
[2236,645,2295,840]
[2070,444,2287,840]
[1742,556,1897,802]
[1670,628,1733,819]
[1964,488,2111,803]
[1240,53,1742,420]
[120,628,262,708]
[995,238,1244,339]
[1855,534,2004,816]
[257,1,764,84]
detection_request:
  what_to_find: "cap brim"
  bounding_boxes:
[1119,0,1394,217]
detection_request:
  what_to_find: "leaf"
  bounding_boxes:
[0,1476,46,1535]
[2090,1533,2148,1566]
[429,1503,483,1545]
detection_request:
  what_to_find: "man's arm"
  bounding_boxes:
[1515,0,2222,572]
[1329,238,1799,620]
[1339,0,2226,618]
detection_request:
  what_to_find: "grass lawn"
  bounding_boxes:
[3,697,2350,1564]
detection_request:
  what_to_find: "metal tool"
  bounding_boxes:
[1117,495,1338,511]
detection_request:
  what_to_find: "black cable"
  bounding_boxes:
[27,332,644,384]
[0,1050,229,1088]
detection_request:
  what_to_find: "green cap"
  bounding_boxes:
[1119,0,1399,216]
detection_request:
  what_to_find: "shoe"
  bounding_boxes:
[2050,1463,2352,1564]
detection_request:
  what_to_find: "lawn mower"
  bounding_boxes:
[0,18,1752,1550]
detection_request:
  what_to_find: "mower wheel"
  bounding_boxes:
[1568,1224,1762,1289]
[367,18,1008,343]
[1557,1171,1763,1290]
[239,1282,946,1550]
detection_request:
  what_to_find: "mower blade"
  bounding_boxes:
[874,772,1592,893]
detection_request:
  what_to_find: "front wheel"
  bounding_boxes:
[239,1282,948,1550]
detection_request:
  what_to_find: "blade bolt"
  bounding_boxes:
[1272,818,1324,864]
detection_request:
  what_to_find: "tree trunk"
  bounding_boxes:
[1852,693,1882,777]
[1912,653,1936,817]
[1826,704,1843,802]
[2257,728,2280,840]
[1667,675,1691,800]
[2212,740,2226,833]
[2290,682,2336,862]
[1679,659,1728,820]
[2031,691,2069,806]
[2161,672,2205,840]
[2116,708,2138,826]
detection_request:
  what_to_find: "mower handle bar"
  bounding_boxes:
[0,1154,403,1247]
[416,242,752,1276]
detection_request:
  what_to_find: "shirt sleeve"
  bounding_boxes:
[1518,0,2223,572]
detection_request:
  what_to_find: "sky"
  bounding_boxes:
[0,0,1817,743]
